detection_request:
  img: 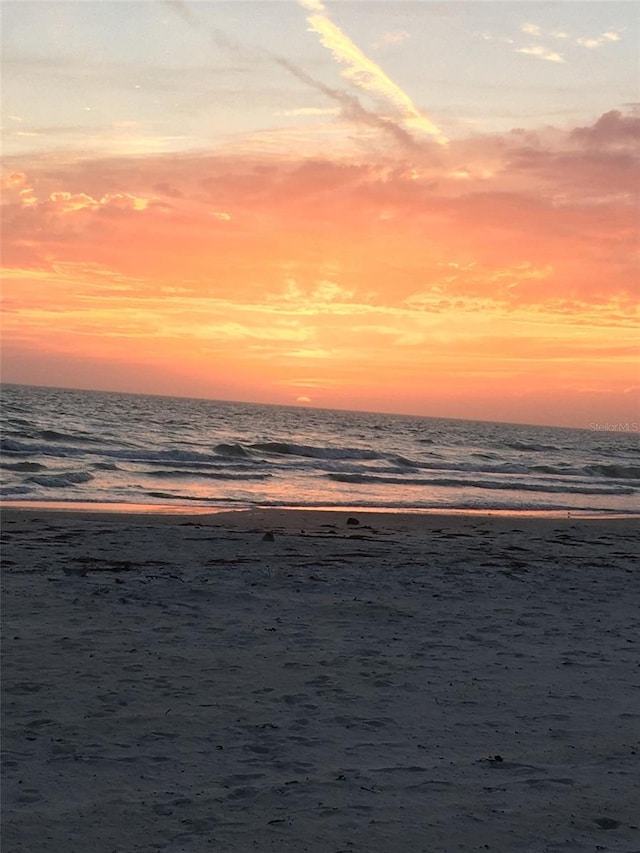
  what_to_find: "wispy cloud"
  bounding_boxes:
[577,32,622,49]
[297,0,445,144]
[280,107,340,117]
[482,21,625,65]
[516,45,565,64]
[373,30,411,49]
[476,32,514,45]
[517,22,622,58]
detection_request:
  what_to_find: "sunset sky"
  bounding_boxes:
[1,0,638,427]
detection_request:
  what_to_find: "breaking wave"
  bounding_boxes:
[2,383,638,514]
[27,471,95,488]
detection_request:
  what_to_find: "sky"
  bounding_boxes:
[1,0,638,428]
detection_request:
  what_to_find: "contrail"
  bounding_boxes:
[276,58,420,150]
[162,0,237,50]
[162,0,437,151]
[298,0,446,144]
[163,0,196,26]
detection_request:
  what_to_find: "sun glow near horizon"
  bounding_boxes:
[1,1,638,428]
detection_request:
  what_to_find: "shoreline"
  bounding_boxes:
[2,500,638,522]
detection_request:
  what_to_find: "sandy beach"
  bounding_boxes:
[2,507,639,853]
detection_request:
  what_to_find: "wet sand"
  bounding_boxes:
[2,507,639,852]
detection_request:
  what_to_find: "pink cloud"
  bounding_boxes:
[571,109,640,147]
[1,109,637,315]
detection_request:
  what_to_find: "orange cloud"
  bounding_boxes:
[32,189,156,213]
[1,171,28,190]
[1,109,638,425]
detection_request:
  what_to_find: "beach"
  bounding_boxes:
[2,507,639,852]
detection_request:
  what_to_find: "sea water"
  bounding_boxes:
[1,383,638,515]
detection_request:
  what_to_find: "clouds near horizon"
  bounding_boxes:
[2,105,638,425]
[1,0,638,426]
[3,108,636,295]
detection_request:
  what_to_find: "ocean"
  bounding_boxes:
[1,383,638,515]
